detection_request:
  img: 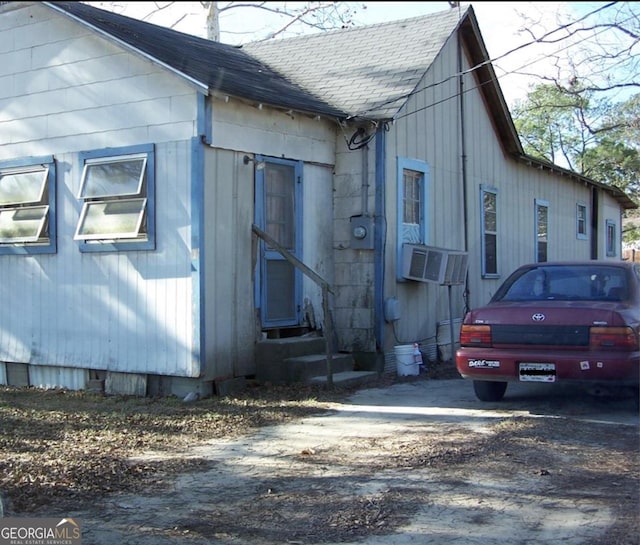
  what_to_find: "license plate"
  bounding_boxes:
[519,362,556,382]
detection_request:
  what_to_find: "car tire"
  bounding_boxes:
[473,380,507,402]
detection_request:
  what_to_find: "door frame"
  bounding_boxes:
[254,155,303,329]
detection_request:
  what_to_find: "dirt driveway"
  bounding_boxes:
[40,379,640,545]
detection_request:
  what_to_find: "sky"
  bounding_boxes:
[89,1,612,108]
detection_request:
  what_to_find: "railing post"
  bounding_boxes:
[322,285,334,389]
[252,224,335,387]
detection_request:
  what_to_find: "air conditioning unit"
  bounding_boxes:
[401,244,468,285]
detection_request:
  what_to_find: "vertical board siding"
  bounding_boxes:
[461,61,598,306]
[301,162,336,328]
[0,144,196,376]
[382,32,604,355]
[0,5,199,378]
[600,198,624,259]
[203,148,238,379]
[386,41,467,348]
[29,366,89,391]
[204,102,337,376]
[228,149,260,378]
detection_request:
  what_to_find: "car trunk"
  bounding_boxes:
[468,301,627,348]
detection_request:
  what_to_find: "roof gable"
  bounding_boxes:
[241,5,527,157]
[243,8,465,120]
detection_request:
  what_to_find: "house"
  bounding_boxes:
[0,2,636,397]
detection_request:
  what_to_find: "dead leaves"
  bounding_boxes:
[0,384,335,513]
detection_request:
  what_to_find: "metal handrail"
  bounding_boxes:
[252,224,336,388]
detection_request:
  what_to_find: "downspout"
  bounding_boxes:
[374,124,387,352]
[457,32,470,312]
[591,187,599,259]
[191,93,211,378]
[362,144,369,215]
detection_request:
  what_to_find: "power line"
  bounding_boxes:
[360,2,630,121]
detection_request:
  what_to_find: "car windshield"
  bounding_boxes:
[498,265,629,302]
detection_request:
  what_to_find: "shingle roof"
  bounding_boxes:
[243,8,467,120]
[46,1,347,119]
[19,3,639,209]
[47,2,468,122]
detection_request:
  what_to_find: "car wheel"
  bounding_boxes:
[473,380,507,402]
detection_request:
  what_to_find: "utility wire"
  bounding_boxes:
[353,2,627,121]
[392,3,634,121]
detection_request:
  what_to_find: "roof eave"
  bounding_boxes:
[43,1,209,94]
[519,155,638,210]
[209,90,346,123]
[459,7,523,156]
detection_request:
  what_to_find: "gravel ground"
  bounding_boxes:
[1,365,638,545]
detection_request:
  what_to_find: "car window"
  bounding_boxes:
[499,265,628,302]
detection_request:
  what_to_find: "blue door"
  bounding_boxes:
[255,156,303,328]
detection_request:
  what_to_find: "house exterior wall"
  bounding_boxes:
[210,98,335,166]
[0,3,200,389]
[0,3,198,159]
[1,4,341,392]
[1,3,628,393]
[332,37,477,357]
[459,59,623,305]
[382,35,466,361]
[333,29,626,366]
[599,196,624,260]
[300,160,337,326]
[332,134,377,354]
[0,145,198,381]
[204,98,337,378]
[202,146,255,381]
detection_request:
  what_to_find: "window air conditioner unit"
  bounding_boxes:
[401,244,468,285]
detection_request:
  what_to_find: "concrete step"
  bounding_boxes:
[255,336,329,384]
[309,370,380,388]
[256,336,326,364]
[285,353,354,383]
[254,336,373,386]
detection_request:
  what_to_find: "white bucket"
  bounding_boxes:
[394,345,419,376]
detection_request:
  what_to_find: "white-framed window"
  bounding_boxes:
[396,158,429,280]
[402,169,422,238]
[75,144,155,252]
[535,199,549,263]
[606,219,617,257]
[0,156,56,255]
[398,159,429,244]
[480,185,498,277]
[576,202,587,240]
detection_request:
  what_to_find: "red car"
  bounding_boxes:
[456,261,640,402]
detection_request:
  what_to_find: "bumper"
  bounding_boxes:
[455,347,640,385]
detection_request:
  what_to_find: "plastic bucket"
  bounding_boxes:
[394,345,419,376]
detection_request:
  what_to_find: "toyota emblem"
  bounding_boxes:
[532,313,546,321]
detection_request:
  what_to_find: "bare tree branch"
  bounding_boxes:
[511,2,639,99]
[90,2,362,42]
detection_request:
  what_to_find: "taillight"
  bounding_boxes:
[590,326,639,351]
[460,324,492,346]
